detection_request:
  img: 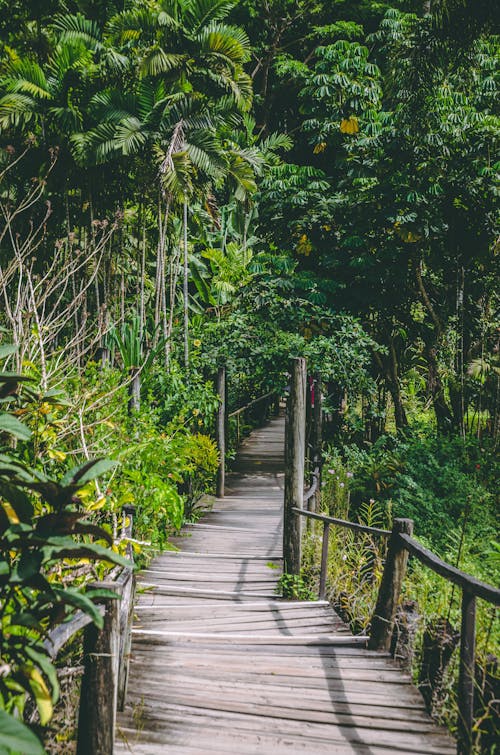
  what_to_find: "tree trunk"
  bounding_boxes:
[183,198,189,370]
[425,342,454,433]
[128,367,140,415]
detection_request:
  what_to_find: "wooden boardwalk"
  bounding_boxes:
[115,417,455,754]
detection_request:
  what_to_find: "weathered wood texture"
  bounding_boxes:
[369,518,414,652]
[78,596,119,755]
[284,357,306,575]
[115,416,455,754]
[215,365,226,498]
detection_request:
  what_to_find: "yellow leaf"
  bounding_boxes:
[340,116,359,134]
[26,667,53,725]
[313,142,327,154]
[87,494,106,511]
[394,225,422,243]
[1,500,20,524]
[296,233,313,257]
[47,449,67,462]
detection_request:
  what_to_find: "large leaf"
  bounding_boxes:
[40,536,130,569]
[0,345,17,360]
[0,414,31,441]
[25,667,53,725]
[0,482,34,522]
[0,707,45,754]
[60,459,117,487]
[24,647,59,704]
[11,551,43,583]
[51,587,105,629]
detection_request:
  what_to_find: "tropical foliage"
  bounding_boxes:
[0,0,498,750]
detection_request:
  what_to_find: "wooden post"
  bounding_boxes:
[457,589,476,755]
[319,522,330,600]
[305,374,312,470]
[77,597,119,755]
[369,518,414,651]
[216,365,226,498]
[312,372,322,513]
[283,357,306,575]
[117,504,136,712]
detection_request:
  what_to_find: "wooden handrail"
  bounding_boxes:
[303,466,320,503]
[398,533,500,605]
[45,608,103,660]
[284,359,498,755]
[293,506,391,538]
[215,364,280,497]
[228,390,277,418]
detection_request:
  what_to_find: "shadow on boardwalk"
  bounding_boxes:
[115,416,455,754]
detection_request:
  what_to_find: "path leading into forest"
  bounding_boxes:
[114,416,455,754]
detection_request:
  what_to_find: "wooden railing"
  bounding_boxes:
[44,504,136,755]
[283,357,500,755]
[215,364,279,497]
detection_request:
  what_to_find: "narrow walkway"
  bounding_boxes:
[115,417,455,754]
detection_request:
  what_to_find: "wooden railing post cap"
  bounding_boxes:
[392,518,414,535]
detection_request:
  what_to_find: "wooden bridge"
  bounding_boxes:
[114,414,456,754]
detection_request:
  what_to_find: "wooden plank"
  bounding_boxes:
[116,705,455,753]
[115,725,444,755]
[131,629,367,645]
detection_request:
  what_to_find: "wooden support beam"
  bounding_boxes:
[216,365,226,498]
[319,522,330,600]
[283,357,306,575]
[77,596,119,755]
[312,371,323,513]
[457,589,476,755]
[369,518,414,652]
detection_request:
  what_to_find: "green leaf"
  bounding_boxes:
[52,587,105,629]
[0,482,34,522]
[41,536,130,569]
[0,708,45,754]
[60,459,117,487]
[0,414,32,441]
[0,345,17,359]
[0,374,32,399]
[11,551,43,583]
[72,521,113,545]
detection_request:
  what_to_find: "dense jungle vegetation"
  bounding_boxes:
[0,0,498,751]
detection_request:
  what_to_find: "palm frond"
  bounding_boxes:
[159,150,194,198]
[197,23,251,65]
[185,141,226,179]
[100,48,130,74]
[3,59,50,100]
[184,0,237,33]
[48,40,92,83]
[114,116,149,155]
[106,8,159,42]
[90,90,138,123]
[49,105,83,132]
[139,49,187,78]
[52,13,102,50]
[226,153,258,201]
[0,93,37,130]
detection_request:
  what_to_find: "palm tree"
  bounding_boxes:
[73,0,254,371]
[0,40,93,138]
